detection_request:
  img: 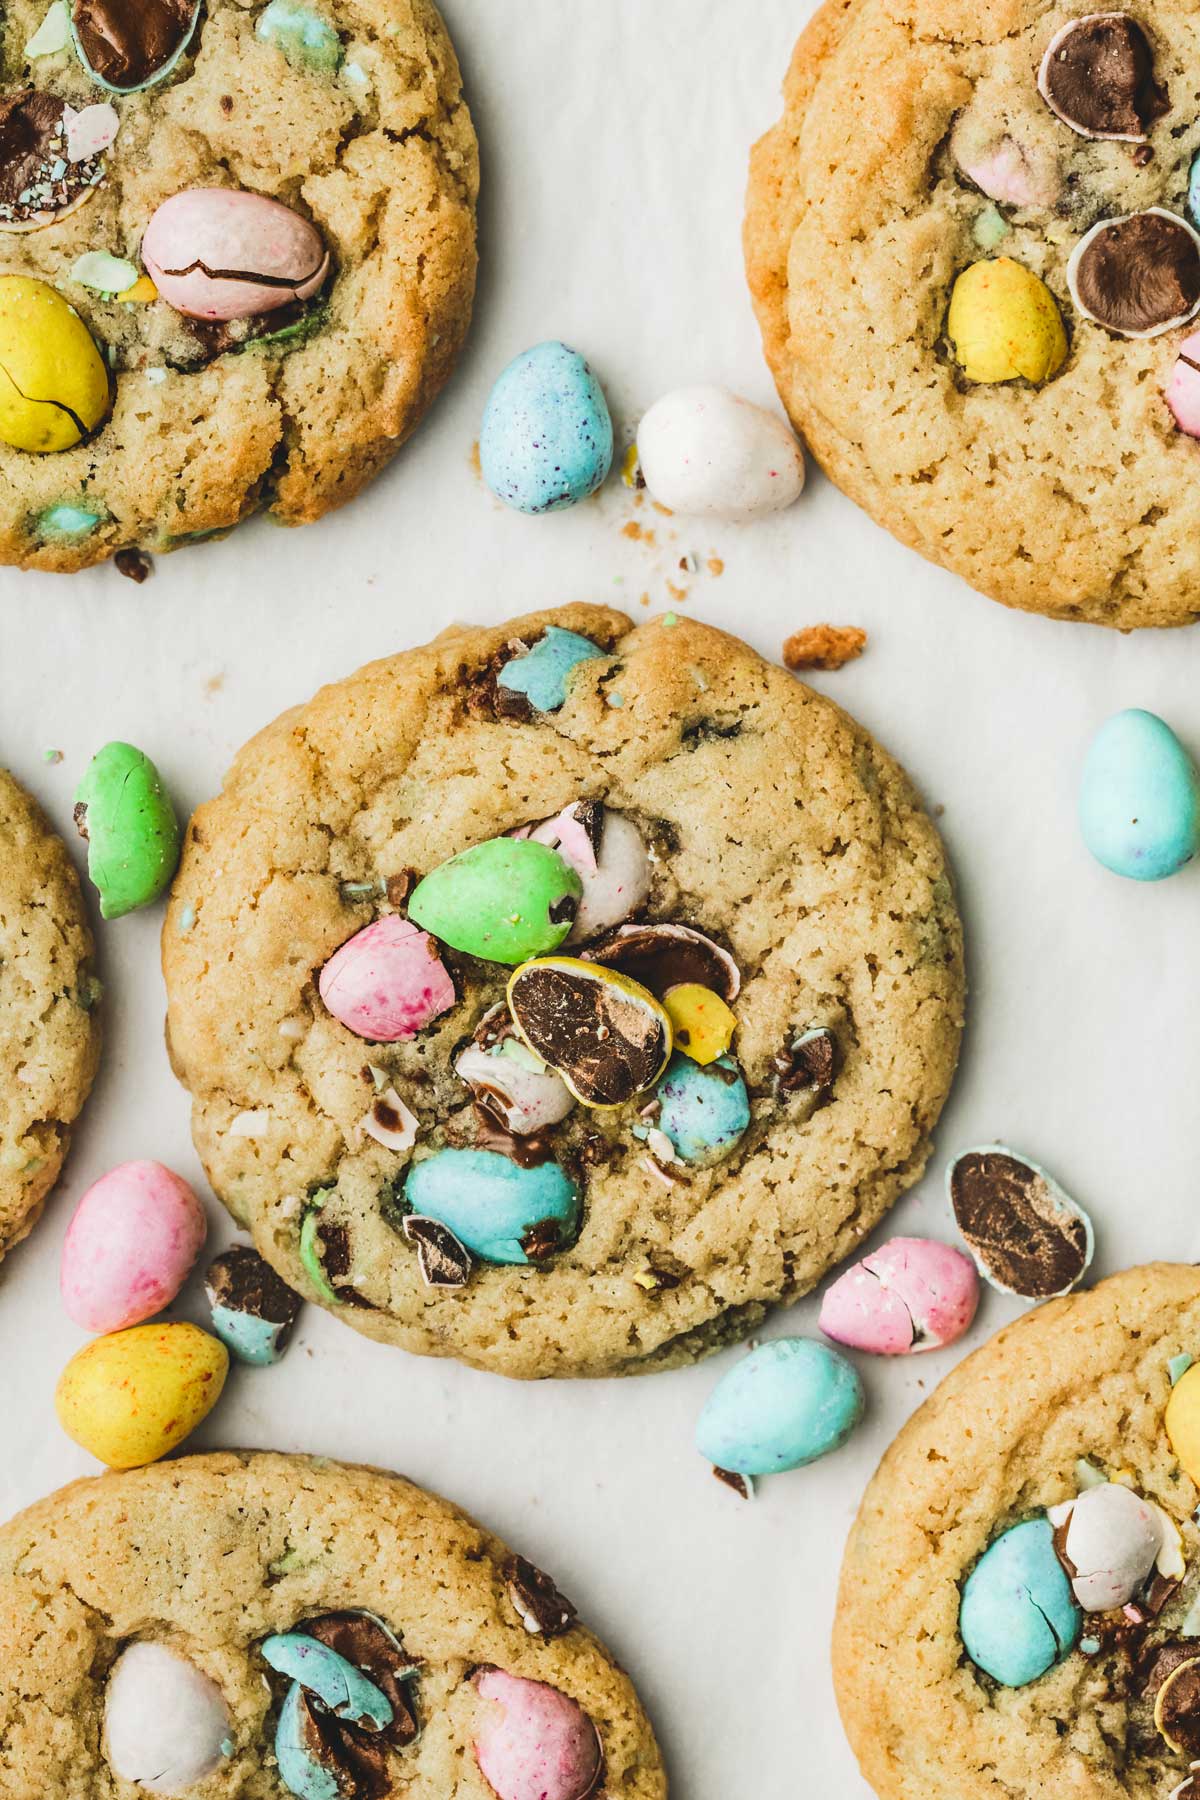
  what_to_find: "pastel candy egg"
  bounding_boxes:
[262,1635,392,1730]
[527,803,652,942]
[655,1052,750,1167]
[1079,708,1200,881]
[55,1321,228,1468]
[61,1159,207,1334]
[473,1668,601,1800]
[480,341,614,514]
[497,629,608,714]
[1166,1363,1200,1482]
[946,258,1067,384]
[319,915,455,1040]
[959,1519,1081,1686]
[74,741,180,918]
[696,1338,864,1475]
[507,956,672,1107]
[403,1147,580,1265]
[408,838,582,964]
[1046,1482,1175,1611]
[635,385,805,522]
[1166,331,1200,437]
[205,1244,303,1365]
[38,501,105,538]
[954,133,1060,210]
[455,1039,575,1135]
[818,1237,979,1356]
[142,189,330,322]
[0,275,110,452]
[104,1642,230,1795]
[662,984,736,1067]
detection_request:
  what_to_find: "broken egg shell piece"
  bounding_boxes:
[454,1040,575,1135]
[818,1237,979,1357]
[1047,1481,1179,1611]
[582,920,740,1002]
[1037,12,1164,142]
[141,188,330,321]
[506,956,672,1109]
[362,1086,419,1153]
[947,1144,1094,1302]
[318,915,454,1043]
[1067,210,1200,340]
[528,805,652,943]
[64,100,119,162]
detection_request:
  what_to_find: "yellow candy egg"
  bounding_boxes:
[1166,1362,1200,1483]
[946,257,1067,385]
[663,983,736,1066]
[0,275,110,453]
[55,1322,228,1469]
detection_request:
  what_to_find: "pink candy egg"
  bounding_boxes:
[819,1237,979,1356]
[1167,332,1200,438]
[474,1670,601,1800]
[319,915,455,1042]
[141,188,330,322]
[61,1161,207,1334]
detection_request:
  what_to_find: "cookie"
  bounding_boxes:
[834,1264,1200,1800]
[0,1449,665,1798]
[162,605,964,1380]
[0,0,477,572]
[745,2,1200,628]
[0,766,100,1260]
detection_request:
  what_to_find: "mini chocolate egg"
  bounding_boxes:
[496,628,608,715]
[526,801,652,941]
[774,1026,838,1097]
[319,915,455,1041]
[1068,211,1200,339]
[104,1642,230,1795]
[480,341,613,514]
[403,1147,580,1265]
[959,1519,1081,1686]
[0,274,109,451]
[655,1052,750,1167]
[635,385,805,522]
[72,0,199,92]
[455,1037,575,1135]
[946,258,1067,384]
[205,1244,303,1365]
[696,1337,864,1476]
[1037,13,1166,141]
[408,838,582,964]
[662,983,736,1067]
[1166,331,1200,438]
[948,1145,1093,1300]
[1155,1658,1200,1758]
[255,0,342,70]
[583,921,740,1001]
[818,1237,979,1356]
[141,189,330,322]
[507,956,672,1108]
[74,741,180,918]
[262,1635,393,1730]
[1166,1363,1200,1483]
[403,1214,473,1288]
[55,1321,228,1468]
[473,1669,601,1800]
[275,1681,350,1799]
[61,1159,207,1334]
[0,93,112,234]
[1079,708,1200,881]
[1047,1482,1180,1611]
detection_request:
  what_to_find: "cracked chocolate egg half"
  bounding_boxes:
[1068,210,1200,339]
[1037,12,1167,142]
[506,956,672,1108]
[141,188,331,322]
[0,90,111,234]
[72,0,200,94]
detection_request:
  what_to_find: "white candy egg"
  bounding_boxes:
[1047,1482,1174,1612]
[529,806,651,943]
[456,1039,576,1135]
[104,1642,230,1794]
[635,385,805,522]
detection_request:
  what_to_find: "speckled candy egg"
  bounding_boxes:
[142,189,330,322]
[497,630,608,715]
[55,1321,228,1468]
[526,802,652,942]
[1047,1482,1178,1611]
[61,1159,207,1334]
[655,1052,750,1166]
[636,385,805,522]
[0,275,109,452]
[695,1338,865,1476]
[408,838,582,964]
[959,1519,1081,1686]
[480,341,614,514]
[473,1669,601,1800]
[403,1147,580,1265]
[818,1237,979,1356]
[1079,708,1200,881]
[946,257,1067,384]
[104,1642,230,1795]
[319,915,455,1041]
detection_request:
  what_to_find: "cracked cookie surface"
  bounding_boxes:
[0,0,477,572]
[746,0,1200,627]
[162,605,964,1380]
[0,766,99,1260]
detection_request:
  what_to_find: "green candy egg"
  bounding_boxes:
[408,838,582,965]
[74,742,181,919]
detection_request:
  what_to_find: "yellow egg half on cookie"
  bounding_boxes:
[662,983,736,1066]
[1166,1362,1200,1484]
[55,1322,228,1469]
[0,275,110,452]
[946,257,1067,385]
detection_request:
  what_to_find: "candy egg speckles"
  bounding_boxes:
[61,1159,207,1334]
[1079,708,1200,881]
[104,1642,230,1796]
[319,915,455,1042]
[946,258,1067,384]
[205,1244,303,1365]
[948,1146,1093,1300]
[1047,1482,1178,1611]
[473,1669,602,1800]
[528,802,652,942]
[72,0,199,92]
[403,1147,580,1266]
[408,838,582,965]
[1165,1363,1200,1483]
[818,1237,979,1356]
[1068,211,1200,339]
[507,957,672,1108]
[0,274,109,451]
[635,385,805,522]
[655,1052,749,1167]
[480,341,613,514]
[696,1338,864,1476]
[74,741,180,918]
[55,1321,228,1467]
[141,189,330,322]
[959,1519,1081,1686]
[496,628,608,716]
[1037,13,1166,141]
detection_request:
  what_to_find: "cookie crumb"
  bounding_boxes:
[114,548,153,584]
[783,624,866,672]
[707,555,725,577]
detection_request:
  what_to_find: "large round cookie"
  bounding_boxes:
[162,606,964,1380]
[0,765,100,1259]
[834,1264,1200,1800]
[0,1450,665,1796]
[0,0,477,572]
[746,1,1200,628]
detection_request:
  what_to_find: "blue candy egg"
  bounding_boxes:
[480,341,614,514]
[403,1147,580,1265]
[656,1052,750,1167]
[497,627,607,713]
[696,1338,864,1475]
[275,1682,337,1800]
[1079,708,1200,881]
[960,1519,1080,1686]
[262,1635,392,1730]
[38,502,103,539]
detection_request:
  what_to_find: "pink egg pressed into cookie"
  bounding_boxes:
[141,188,330,322]
[61,1160,207,1334]
[474,1669,602,1800]
[319,915,455,1043]
[819,1237,979,1356]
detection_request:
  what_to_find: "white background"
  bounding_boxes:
[2,3,1199,1793]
